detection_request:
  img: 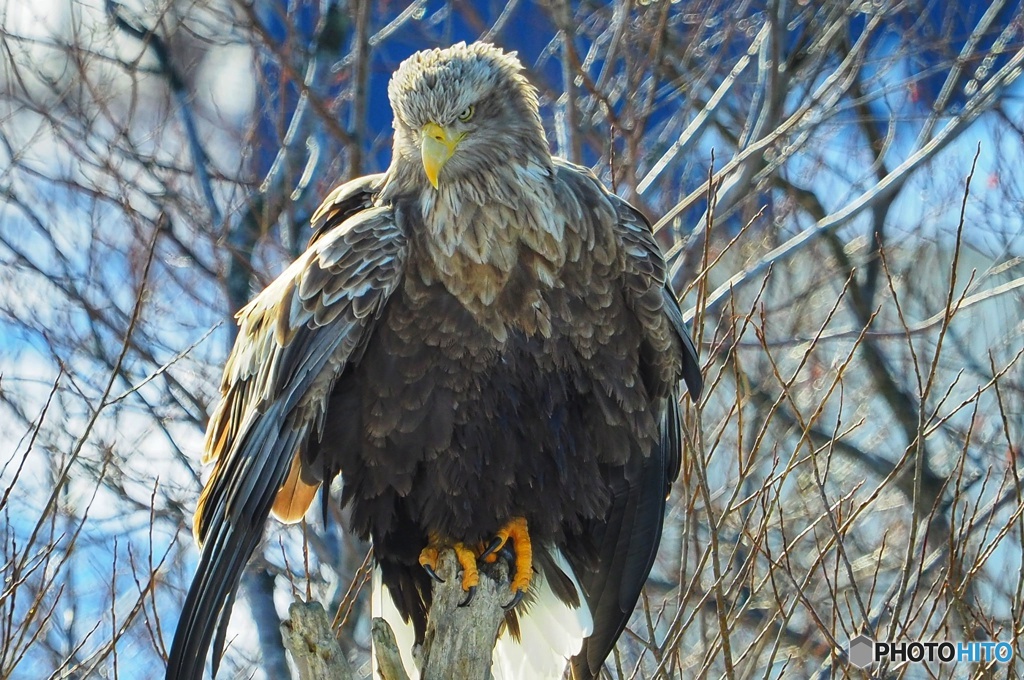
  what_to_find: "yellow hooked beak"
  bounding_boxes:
[421,122,463,189]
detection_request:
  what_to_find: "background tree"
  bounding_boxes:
[1,1,1022,677]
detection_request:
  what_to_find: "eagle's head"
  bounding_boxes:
[386,42,550,192]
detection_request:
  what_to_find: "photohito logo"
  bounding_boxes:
[847,634,1013,667]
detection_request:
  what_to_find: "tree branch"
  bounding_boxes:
[286,551,508,680]
[371,618,411,680]
[420,551,508,679]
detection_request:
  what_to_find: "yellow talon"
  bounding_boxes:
[418,545,439,568]
[418,543,443,583]
[419,520,532,604]
[481,517,532,595]
[418,537,480,591]
[452,542,480,590]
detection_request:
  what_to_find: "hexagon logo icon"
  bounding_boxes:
[848,634,875,668]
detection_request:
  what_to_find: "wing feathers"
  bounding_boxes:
[170,404,302,680]
[661,286,703,400]
[553,159,700,679]
[169,179,406,680]
[569,400,678,680]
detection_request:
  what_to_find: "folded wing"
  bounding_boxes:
[561,164,702,679]
[167,176,405,680]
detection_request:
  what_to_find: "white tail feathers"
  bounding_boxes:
[491,549,593,679]
[371,548,592,679]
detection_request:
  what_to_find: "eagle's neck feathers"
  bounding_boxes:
[390,157,567,341]
[420,160,561,257]
[375,53,566,342]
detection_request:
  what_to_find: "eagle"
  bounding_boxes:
[167,42,702,680]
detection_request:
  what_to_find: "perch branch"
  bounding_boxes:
[291,550,509,680]
[420,550,508,679]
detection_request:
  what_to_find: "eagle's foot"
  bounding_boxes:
[418,540,480,605]
[417,545,444,583]
[452,542,480,607]
[420,523,529,609]
[479,517,532,609]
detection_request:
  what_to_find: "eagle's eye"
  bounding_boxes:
[457,105,475,122]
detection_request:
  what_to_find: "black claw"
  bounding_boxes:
[480,536,503,561]
[459,586,477,607]
[502,589,525,611]
[423,564,445,583]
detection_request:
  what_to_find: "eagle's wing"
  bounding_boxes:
[562,164,702,679]
[167,174,405,680]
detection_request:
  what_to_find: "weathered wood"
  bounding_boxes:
[287,551,508,679]
[280,600,354,680]
[420,550,508,680]
[372,617,412,680]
